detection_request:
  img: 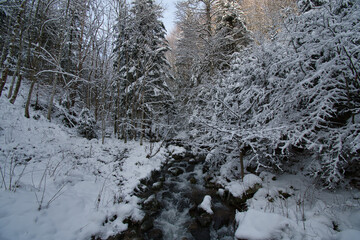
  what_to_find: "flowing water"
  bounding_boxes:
[132,155,238,240]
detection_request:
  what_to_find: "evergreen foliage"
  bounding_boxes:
[196,0,360,188]
[113,0,174,143]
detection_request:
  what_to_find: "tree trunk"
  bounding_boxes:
[47,73,58,121]
[239,148,245,181]
[24,75,36,118]
[0,68,9,96]
[0,40,8,68]
[7,0,27,100]
[9,74,22,104]
[7,75,17,99]
[139,90,145,146]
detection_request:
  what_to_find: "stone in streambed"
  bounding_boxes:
[197,212,212,227]
[141,218,154,232]
[188,221,210,240]
[168,167,184,176]
[189,176,197,184]
[147,228,163,240]
[152,181,163,191]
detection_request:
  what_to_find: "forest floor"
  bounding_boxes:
[0,83,360,240]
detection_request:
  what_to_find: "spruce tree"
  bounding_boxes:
[114,0,174,143]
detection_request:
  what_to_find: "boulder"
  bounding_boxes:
[168,167,184,176]
[147,228,163,240]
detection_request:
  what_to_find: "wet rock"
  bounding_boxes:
[134,183,147,193]
[147,228,163,240]
[179,162,188,168]
[278,190,292,199]
[204,174,213,183]
[141,218,154,232]
[227,183,261,209]
[143,195,161,212]
[188,221,210,240]
[197,212,212,227]
[186,163,195,172]
[189,205,197,217]
[162,191,172,199]
[152,182,163,191]
[111,229,143,240]
[188,221,199,232]
[177,197,191,212]
[213,206,234,230]
[172,154,184,161]
[150,170,161,181]
[189,176,197,184]
[204,174,217,189]
[202,165,209,174]
[168,167,184,176]
[205,182,217,189]
[196,154,206,162]
[189,158,197,164]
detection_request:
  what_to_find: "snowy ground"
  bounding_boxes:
[1,83,360,240]
[0,91,168,240]
[220,170,360,240]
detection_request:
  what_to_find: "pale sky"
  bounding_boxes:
[157,0,179,34]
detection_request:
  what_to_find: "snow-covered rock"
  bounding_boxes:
[199,195,213,215]
[168,145,186,155]
[235,209,292,240]
[225,174,262,198]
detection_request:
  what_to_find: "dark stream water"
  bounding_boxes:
[126,154,239,240]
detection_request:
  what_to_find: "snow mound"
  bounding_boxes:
[0,94,167,240]
[335,229,360,240]
[225,174,262,198]
[168,145,186,155]
[235,209,292,240]
[199,195,213,214]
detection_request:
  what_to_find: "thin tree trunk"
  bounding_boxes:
[101,75,108,144]
[237,140,245,181]
[0,68,9,96]
[239,148,245,181]
[9,74,22,104]
[25,75,36,118]
[139,90,145,146]
[7,75,17,99]
[7,0,27,100]
[10,28,27,104]
[0,41,8,68]
[47,73,58,121]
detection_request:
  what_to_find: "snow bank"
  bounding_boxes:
[335,229,360,240]
[199,195,213,214]
[168,145,186,155]
[235,209,292,240]
[0,93,167,240]
[225,174,262,198]
[241,173,360,240]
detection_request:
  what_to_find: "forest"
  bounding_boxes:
[0,0,359,239]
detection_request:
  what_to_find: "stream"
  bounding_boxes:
[118,152,243,240]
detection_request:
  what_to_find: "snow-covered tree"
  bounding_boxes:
[114,0,174,144]
[198,0,360,188]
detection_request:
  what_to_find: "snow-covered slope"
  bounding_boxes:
[233,172,360,240]
[0,92,167,240]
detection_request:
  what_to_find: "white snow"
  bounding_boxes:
[0,91,168,240]
[168,145,186,155]
[233,172,360,240]
[225,174,262,198]
[199,195,213,215]
[235,209,292,240]
[335,229,360,240]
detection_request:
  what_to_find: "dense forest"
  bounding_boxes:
[0,0,359,239]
